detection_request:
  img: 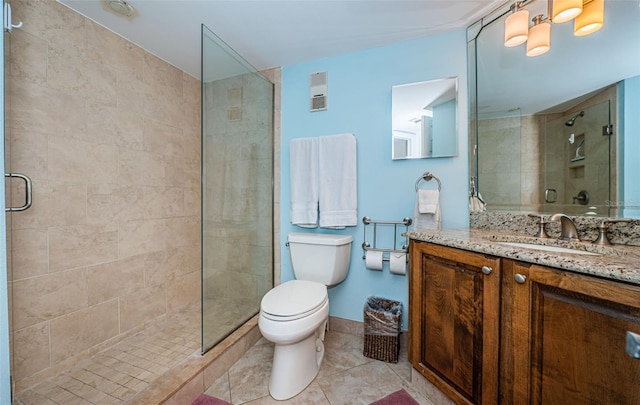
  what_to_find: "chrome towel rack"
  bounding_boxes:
[361,216,412,261]
[415,171,441,192]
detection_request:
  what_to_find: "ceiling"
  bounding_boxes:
[57,0,506,79]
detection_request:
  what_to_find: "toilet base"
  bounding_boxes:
[268,320,326,400]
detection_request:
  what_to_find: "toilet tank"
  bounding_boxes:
[288,233,353,286]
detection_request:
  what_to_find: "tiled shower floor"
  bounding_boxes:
[14,296,258,405]
[14,306,201,405]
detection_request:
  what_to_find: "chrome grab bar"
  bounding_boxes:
[362,217,412,226]
[5,173,32,212]
[361,216,411,260]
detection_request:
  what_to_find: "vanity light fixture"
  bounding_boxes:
[526,15,551,56]
[574,0,605,36]
[505,2,530,47]
[552,0,583,23]
[504,0,605,56]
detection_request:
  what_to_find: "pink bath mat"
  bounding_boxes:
[370,389,420,405]
[191,393,232,405]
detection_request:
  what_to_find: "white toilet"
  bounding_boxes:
[259,232,353,400]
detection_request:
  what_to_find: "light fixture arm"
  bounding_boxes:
[532,14,550,25]
[511,1,525,12]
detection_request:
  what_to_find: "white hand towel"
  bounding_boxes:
[318,133,357,228]
[469,195,485,213]
[289,137,319,227]
[413,191,441,230]
[418,189,439,214]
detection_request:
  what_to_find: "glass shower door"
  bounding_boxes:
[201,24,274,353]
[1,3,11,400]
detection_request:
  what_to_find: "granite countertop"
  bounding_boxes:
[406,228,640,286]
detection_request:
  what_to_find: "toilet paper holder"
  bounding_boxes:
[361,216,411,262]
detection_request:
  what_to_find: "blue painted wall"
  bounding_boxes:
[622,75,640,217]
[432,99,457,157]
[280,30,469,328]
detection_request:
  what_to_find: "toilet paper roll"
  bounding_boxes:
[389,253,407,275]
[365,251,384,271]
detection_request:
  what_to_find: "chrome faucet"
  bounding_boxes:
[550,213,580,242]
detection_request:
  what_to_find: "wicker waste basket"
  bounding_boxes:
[363,297,402,363]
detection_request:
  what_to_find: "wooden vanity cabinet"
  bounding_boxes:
[409,241,501,405]
[503,261,640,405]
[410,241,640,405]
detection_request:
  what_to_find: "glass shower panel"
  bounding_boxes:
[201,24,274,353]
[2,9,12,400]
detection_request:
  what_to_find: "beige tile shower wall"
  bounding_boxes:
[478,115,543,211]
[519,115,543,207]
[8,0,201,389]
[477,116,522,209]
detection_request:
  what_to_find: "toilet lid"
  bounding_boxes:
[261,280,328,320]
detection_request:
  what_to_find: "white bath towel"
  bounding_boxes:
[413,190,441,230]
[418,189,439,214]
[318,133,357,228]
[289,137,319,228]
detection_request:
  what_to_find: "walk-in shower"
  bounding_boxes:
[201,25,274,353]
[2,1,274,402]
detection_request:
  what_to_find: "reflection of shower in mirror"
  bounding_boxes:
[565,110,585,126]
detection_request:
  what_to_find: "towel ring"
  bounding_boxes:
[415,171,441,192]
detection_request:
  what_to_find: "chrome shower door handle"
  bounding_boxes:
[5,173,32,212]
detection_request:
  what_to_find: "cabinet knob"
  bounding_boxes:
[514,274,527,284]
[627,331,640,359]
[481,265,492,275]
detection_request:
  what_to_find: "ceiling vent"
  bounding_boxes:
[310,71,327,112]
[101,0,137,19]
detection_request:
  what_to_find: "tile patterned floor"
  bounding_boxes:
[205,330,441,405]
[14,309,450,405]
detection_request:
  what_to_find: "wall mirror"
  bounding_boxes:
[468,0,640,218]
[392,77,458,159]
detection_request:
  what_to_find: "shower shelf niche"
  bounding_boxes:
[568,133,585,164]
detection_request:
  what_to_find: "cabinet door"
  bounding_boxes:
[509,262,640,405]
[409,242,500,405]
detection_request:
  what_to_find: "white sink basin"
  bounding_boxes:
[495,242,600,256]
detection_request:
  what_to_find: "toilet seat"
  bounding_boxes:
[261,280,328,321]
